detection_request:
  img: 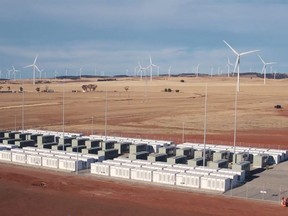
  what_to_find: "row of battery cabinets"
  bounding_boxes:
[0,150,86,171]
[91,163,231,192]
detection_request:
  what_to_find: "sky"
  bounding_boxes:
[0,0,288,78]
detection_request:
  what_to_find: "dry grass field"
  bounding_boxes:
[1,76,287,147]
[1,76,288,216]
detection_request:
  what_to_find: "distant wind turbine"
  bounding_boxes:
[136,62,147,80]
[258,55,276,85]
[38,68,44,80]
[23,55,40,85]
[168,66,171,78]
[226,57,233,77]
[147,56,159,81]
[11,66,20,81]
[79,68,82,78]
[195,64,200,77]
[223,40,259,92]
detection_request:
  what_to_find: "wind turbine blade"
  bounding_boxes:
[223,40,239,55]
[33,55,38,64]
[149,56,152,65]
[257,55,265,64]
[23,64,33,68]
[266,62,276,65]
[240,50,259,56]
[35,65,41,72]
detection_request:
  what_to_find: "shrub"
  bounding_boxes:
[180,79,185,83]
[175,90,180,93]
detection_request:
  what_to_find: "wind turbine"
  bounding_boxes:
[23,55,40,85]
[54,70,57,79]
[223,40,259,92]
[168,66,171,78]
[79,68,82,78]
[194,64,200,77]
[147,56,158,81]
[11,66,20,81]
[258,55,276,85]
[136,62,147,80]
[226,57,233,77]
[38,68,44,80]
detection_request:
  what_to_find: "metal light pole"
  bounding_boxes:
[91,116,94,135]
[14,114,16,131]
[233,90,238,162]
[105,84,108,142]
[76,142,79,175]
[21,83,24,131]
[203,84,208,167]
[182,122,185,143]
[62,81,65,152]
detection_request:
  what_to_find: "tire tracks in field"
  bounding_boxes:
[0,102,59,110]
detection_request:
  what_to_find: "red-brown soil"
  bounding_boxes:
[0,163,287,216]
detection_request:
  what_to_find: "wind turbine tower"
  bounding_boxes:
[258,55,276,85]
[223,40,259,92]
